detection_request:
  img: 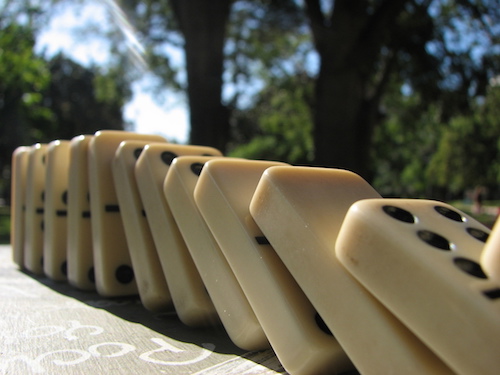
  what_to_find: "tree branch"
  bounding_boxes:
[304,0,327,51]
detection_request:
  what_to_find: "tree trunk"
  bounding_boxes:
[305,0,409,179]
[170,0,232,152]
[313,58,371,175]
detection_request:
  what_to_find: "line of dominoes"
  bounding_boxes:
[10,129,500,375]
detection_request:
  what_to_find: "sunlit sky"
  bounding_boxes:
[34,0,190,143]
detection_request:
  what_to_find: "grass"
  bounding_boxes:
[448,200,499,229]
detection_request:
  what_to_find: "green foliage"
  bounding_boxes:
[39,54,128,141]
[427,85,500,194]
[371,87,443,197]
[371,81,500,199]
[226,0,308,79]
[1,0,497,204]
[0,24,46,88]
[94,71,123,104]
[223,1,315,163]
[0,21,53,201]
[0,16,129,204]
[0,22,52,125]
[228,73,314,164]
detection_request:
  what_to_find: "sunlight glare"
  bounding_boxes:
[104,0,149,72]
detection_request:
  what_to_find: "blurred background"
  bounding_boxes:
[1,0,500,242]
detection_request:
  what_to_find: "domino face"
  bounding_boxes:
[194,160,354,375]
[336,198,499,375]
[11,146,30,268]
[112,140,172,312]
[43,140,71,281]
[134,143,222,326]
[67,135,95,290]
[250,167,453,374]
[481,220,500,284]
[164,155,269,351]
[88,130,167,297]
[23,143,48,275]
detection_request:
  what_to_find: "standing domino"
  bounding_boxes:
[164,156,269,351]
[194,160,354,375]
[112,140,172,312]
[336,198,498,375]
[88,130,167,297]
[67,135,95,290]
[23,143,48,275]
[135,143,221,326]
[481,219,500,284]
[11,146,30,268]
[43,140,71,281]
[250,167,453,374]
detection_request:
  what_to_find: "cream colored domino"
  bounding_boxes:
[43,140,71,281]
[88,130,167,297]
[11,146,30,268]
[481,220,500,284]
[112,140,172,312]
[336,198,498,375]
[23,143,48,275]
[194,160,354,375]
[134,143,221,326]
[250,167,454,375]
[67,135,95,290]
[164,156,269,351]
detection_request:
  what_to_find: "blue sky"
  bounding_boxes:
[34,0,190,143]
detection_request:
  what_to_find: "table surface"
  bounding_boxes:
[0,245,287,374]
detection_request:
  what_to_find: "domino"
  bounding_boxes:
[250,167,453,374]
[194,160,354,375]
[112,140,172,312]
[23,143,48,275]
[164,155,269,351]
[134,143,222,326]
[336,198,499,375]
[481,219,500,284]
[11,146,30,268]
[43,140,71,281]
[67,135,95,290]
[88,130,167,297]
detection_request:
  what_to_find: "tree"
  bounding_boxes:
[118,0,233,151]
[115,0,500,182]
[225,0,314,163]
[427,83,500,195]
[304,0,500,178]
[0,22,52,202]
[169,0,232,151]
[0,4,130,204]
[119,0,309,153]
[44,54,129,140]
[229,72,314,164]
[370,85,444,198]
